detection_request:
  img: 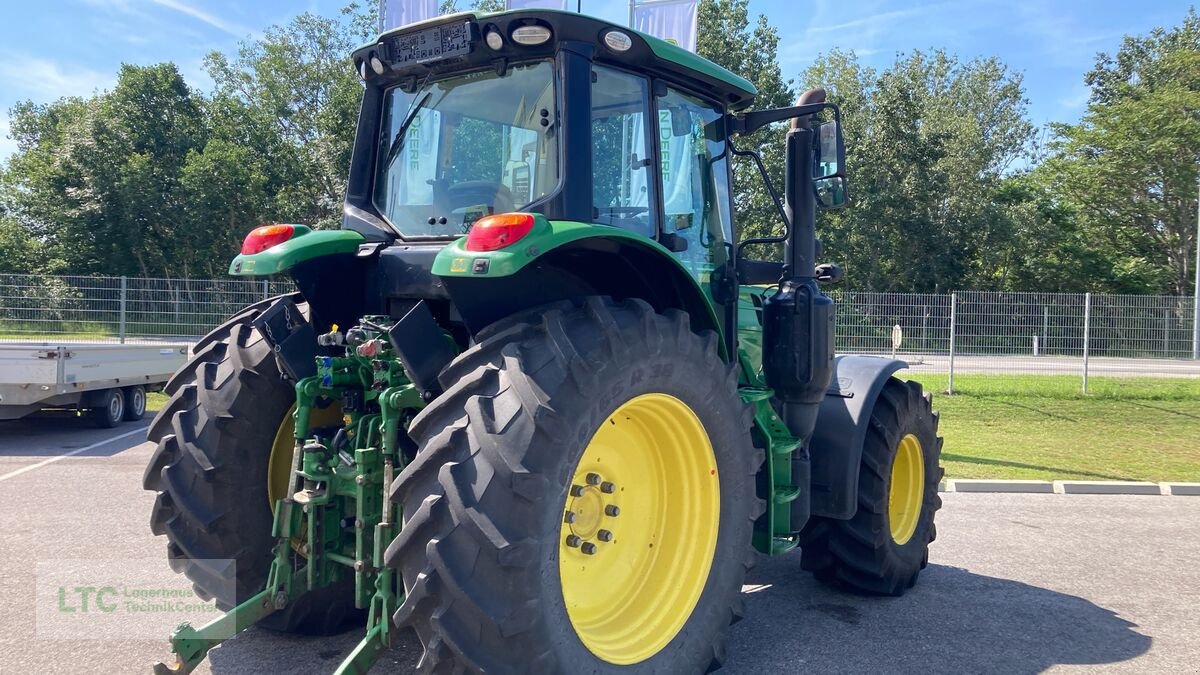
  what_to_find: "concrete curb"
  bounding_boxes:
[937,480,1199,495]
[1055,480,1161,495]
[947,479,1054,494]
[1161,482,1200,496]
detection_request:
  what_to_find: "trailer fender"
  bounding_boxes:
[809,355,907,519]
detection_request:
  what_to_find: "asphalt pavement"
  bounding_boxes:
[0,417,1197,674]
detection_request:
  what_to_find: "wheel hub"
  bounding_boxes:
[558,393,719,665]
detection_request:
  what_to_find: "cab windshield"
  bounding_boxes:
[373,61,560,237]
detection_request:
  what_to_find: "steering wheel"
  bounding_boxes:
[444,181,515,215]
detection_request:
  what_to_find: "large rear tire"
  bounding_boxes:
[142,293,357,634]
[798,377,942,595]
[385,297,762,672]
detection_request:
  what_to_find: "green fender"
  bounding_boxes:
[229,227,365,276]
[433,215,726,358]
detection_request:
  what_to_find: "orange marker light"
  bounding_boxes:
[464,213,536,252]
[241,224,296,255]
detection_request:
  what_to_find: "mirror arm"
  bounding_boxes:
[731,102,841,136]
[729,137,790,270]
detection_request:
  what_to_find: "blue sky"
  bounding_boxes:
[0,0,1193,160]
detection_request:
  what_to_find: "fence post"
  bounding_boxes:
[119,276,127,344]
[947,292,956,395]
[262,279,269,301]
[1082,292,1091,394]
[1043,306,1049,353]
[1164,309,1170,356]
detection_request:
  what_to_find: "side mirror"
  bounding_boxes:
[814,120,848,209]
[814,176,848,209]
[814,120,845,179]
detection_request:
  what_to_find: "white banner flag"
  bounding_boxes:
[382,0,439,31]
[505,0,570,9]
[633,0,698,52]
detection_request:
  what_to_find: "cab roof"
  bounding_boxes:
[357,9,758,110]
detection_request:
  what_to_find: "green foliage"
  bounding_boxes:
[1039,8,1200,295]
[4,64,208,276]
[0,213,54,274]
[1,11,363,278]
[696,0,793,245]
[802,49,1036,291]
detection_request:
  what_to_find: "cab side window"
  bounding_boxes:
[657,88,732,281]
[591,66,654,237]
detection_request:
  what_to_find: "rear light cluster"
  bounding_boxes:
[465,213,536,252]
[241,224,300,255]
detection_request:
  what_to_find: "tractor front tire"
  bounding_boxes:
[143,293,357,634]
[799,378,942,595]
[385,297,761,673]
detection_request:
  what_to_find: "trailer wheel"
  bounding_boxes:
[385,298,761,672]
[92,388,125,428]
[123,385,147,421]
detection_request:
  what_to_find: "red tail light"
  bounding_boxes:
[464,213,536,252]
[241,224,296,255]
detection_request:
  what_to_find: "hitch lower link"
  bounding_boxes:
[153,376,412,674]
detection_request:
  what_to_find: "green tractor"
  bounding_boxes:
[144,8,942,674]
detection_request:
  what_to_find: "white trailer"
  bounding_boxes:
[0,343,188,427]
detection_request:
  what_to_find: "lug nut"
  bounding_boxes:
[600,481,616,494]
[585,473,602,485]
[605,505,620,517]
[581,542,597,555]
[598,529,613,542]
[565,535,582,548]
[563,511,576,524]
[570,484,585,497]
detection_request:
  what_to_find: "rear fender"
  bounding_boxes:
[809,355,907,519]
[435,219,726,358]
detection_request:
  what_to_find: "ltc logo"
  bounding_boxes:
[58,586,118,613]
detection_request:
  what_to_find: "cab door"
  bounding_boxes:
[654,86,736,335]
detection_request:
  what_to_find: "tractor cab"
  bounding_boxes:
[347,11,757,280]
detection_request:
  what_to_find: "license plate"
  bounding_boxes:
[389,22,473,66]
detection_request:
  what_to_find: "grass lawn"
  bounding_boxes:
[147,392,169,412]
[903,374,1200,482]
[147,374,1199,482]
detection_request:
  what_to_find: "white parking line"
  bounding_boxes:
[0,425,148,482]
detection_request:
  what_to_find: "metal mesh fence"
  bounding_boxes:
[0,274,293,343]
[832,290,1200,388]
[2,274,1197,385]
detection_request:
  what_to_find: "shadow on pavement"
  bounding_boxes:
[728,558,1152,674]
[199,556,1151,674]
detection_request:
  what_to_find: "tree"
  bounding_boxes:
[4,64,207,276]
[1041,9,1200,295]
[0,213,54,275]
[204,12,365,230]
[696,0,794,244]
[439,0,504,15]
[799,49,1035,291]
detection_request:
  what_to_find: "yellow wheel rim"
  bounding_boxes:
[559,393,720,665]
[888,433,925,545]
[268,403,343,508]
